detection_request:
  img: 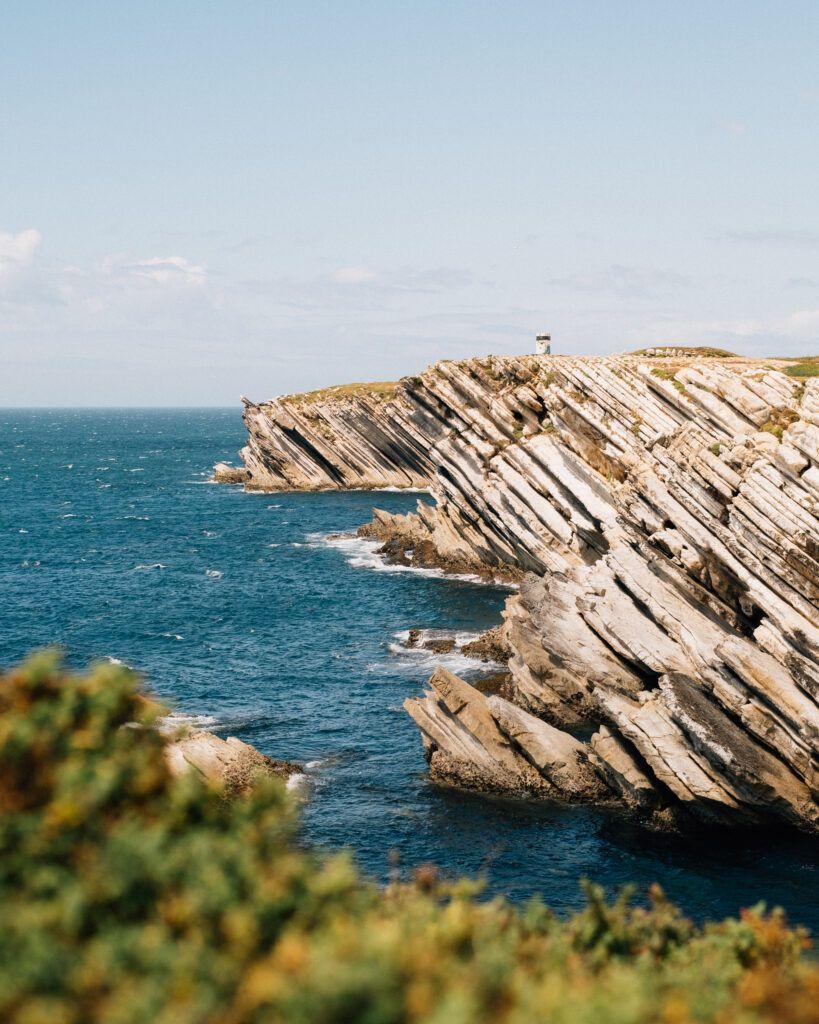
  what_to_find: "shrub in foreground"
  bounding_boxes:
[0,653,817,1024]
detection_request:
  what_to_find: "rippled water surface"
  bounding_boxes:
[2,409,816,929]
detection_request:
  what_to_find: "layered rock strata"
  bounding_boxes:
[237,382,431,490]
[228,353,819,832]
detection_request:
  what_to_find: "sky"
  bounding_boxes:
[2,1,819,406]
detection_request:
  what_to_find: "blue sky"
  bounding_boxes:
[2,1,819,405]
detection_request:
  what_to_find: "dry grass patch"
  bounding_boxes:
[282,381,398,405]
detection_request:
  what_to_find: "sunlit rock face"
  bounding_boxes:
[165,728,300,794]
[230,353,819,833]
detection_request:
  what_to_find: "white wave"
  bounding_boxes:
[369,486,432,494]
[161,632,184,641]
[268,543,280,548]
[158,711,219,734]
[267,504,282,509]
[126,468,145,473]
[285,772,309,794]
[19,528,28,533]
[202,530,217,537]
[134,563,167,571]
[60,513,79,519]
[307,533,495,584]
[205,568,223,579]
[393,627,482,648]
[383,627,503,677]
[376,649,498,679]
[105,656,133,669]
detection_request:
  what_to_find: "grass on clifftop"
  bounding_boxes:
[783,357,819,378]
[633,346,736,358]
[1,653,817,1024]
[281,380,397,405]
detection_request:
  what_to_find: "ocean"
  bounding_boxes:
[1,407,816,929]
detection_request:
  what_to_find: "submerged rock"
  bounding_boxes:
[229,352,819,832]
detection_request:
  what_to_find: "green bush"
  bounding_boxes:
[0,653,817,1023]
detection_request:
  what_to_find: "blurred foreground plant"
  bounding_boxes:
[0,652,816,1024]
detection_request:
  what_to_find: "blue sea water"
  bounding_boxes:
[1,408,816,930]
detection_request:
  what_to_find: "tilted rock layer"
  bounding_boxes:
[231,353,819,832]
[165,728,300,795]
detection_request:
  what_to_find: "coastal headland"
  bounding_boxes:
[216,349,819,834]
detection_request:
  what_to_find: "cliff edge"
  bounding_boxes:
[224,351,819,832]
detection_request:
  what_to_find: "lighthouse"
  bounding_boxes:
[536,333,551,356]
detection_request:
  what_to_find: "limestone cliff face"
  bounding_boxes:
[230,353,819,832]
[239,382,433,490]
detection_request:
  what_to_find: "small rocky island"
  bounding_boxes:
[165,726,301,795]
[217,349,819,833]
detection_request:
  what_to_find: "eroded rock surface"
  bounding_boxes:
[228,353,819,832]
[165,729,300,795]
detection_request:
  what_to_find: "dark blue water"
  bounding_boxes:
[2,409,816,929]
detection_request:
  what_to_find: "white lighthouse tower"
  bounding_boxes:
[536,333,551,356]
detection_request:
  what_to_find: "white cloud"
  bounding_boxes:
[0,228,42,275]
[127,255,207,286]
[93,253,207,287]
[780,308,819,337]
[326,265,474,293]
[723,120,748,138]
[633,307,819,353]
[547,265,691,299]
[330,266,378,284]
[0,230,214,337]
[726,229,819,247]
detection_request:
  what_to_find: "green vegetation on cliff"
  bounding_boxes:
[784,357,819,378]
[0,654,817,1024]
[280,380,397,405]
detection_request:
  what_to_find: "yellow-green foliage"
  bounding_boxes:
[1,654,818,1024]
[761,406,800,440]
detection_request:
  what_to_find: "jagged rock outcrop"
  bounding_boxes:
[236,383,432,490]
[212,461,250,484]
[405,667,610,802]
[226,352,819,832]
[165,729,300,795]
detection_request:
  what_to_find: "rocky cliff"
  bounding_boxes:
[225,352,819,833]
[165,726,300,794]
